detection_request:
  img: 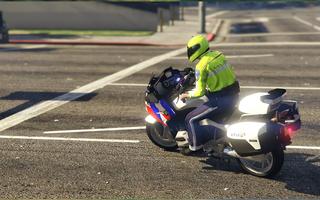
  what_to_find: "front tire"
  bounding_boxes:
[237,147,284,178]
[146,122,177,151]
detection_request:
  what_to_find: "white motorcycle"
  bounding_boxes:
[144,67,301,177]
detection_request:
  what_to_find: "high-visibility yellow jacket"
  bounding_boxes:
[189,50,237,98]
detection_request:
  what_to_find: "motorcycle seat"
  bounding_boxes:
[239,113,270,122]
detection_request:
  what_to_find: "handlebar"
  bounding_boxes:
[145,67,195,103]
[176,68,195,95]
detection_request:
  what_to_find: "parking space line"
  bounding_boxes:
[5,133,318,150]
[0,135,320,150]
[44,126,146,134]
[241,86,320,90]
[227,54,274,58]
[0,47,186,132]
[20,44,49,49]
[212,42,320,47]
[109,83,147,87]
[287,146,320,150]
[108,83,320,91]
[0,135,140,143]
[227,32,320,37]
[293,16,320,31]
[169,54,274,60]
[206,11,229,19]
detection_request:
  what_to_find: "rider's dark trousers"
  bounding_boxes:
[185,92,238,151]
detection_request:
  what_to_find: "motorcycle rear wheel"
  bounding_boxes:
[146,123,177,151]
[237,146,284,178]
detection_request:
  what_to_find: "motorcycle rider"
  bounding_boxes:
[179,35,240,151]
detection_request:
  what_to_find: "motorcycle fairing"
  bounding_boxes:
[145,99,175,126]
[172,95,209,111]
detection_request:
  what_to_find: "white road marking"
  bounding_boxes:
[169,54,274,60]
[237,17,269,23]
[108,83,320,91]
[5,133,318,150]
[317,17,320,22]
[21,44,48,49]
[44,126,146,134]
[212,42,320,47]
[227,54,274,58]
[241,86,320,90]
[287,146,320,150]
[206,11,229,19]
[1,134,318,150]
[109,83,147,87]
[293,16,320,31]
[227,32,320,37]
[293,16,314,26]
[256,17,269,22]
[167,56,189,60]
[0,47,186,132]
[0,135,140,143]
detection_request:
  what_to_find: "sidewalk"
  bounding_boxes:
[8,7,221,46]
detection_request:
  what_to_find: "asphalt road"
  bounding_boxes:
[0,7,319,199]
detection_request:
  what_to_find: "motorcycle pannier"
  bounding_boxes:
[227,122,282,156]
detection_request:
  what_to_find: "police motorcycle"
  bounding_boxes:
[144,67,301,177]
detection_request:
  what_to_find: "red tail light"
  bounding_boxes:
[280,126,292,146]
[284,125,296,139]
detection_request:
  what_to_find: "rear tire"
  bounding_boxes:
[146,123,177,151]
[238,146,284,178]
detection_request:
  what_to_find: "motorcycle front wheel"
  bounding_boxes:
[146,122,177,151]
[237,146,284,178]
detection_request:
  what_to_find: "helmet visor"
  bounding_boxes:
[187,44,200,60]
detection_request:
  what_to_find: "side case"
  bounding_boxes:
[227,122,281,156]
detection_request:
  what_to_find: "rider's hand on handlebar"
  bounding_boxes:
[179,93,189,102]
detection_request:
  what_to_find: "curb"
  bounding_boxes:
[207,19,222,43]
[206,33,216,42]
[9,39,184,47]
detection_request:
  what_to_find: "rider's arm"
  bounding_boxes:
[188,62,208,98]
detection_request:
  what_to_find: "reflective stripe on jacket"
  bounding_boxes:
[189,50,236,98]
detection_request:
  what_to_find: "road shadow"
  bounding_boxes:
[277,152,320,196]
[200,156,243,174]
[230,22,269,34]
[0,46,57,53]
[0,91,97,120]
[200,152,320,196]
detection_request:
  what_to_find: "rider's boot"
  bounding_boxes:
[175,130,191,155]
[176,131,204,156]
[175,130,189,147]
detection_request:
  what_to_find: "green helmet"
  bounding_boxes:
[187,35,209,63]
